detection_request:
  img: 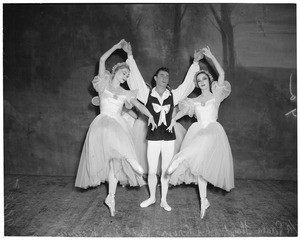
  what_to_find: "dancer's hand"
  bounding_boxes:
[201,46,213,59]
[123,42,132,56]
[166,118,176,133]
[115,39,127,49]
[148,116,157,131]
[194,49,204,62]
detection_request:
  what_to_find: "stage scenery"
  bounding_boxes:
[3,3,297,237]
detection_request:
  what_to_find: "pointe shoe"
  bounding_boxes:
[130,162,144,176]
[200,198,210,219]
[167,158,182,174]
[136,166,144,176]
[105,195,116,217]
[140,198,156,208]
[160,201,172,212]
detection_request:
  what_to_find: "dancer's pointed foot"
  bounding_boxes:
[167,157,183,174]
[135,165,144,176]
[105,194,116,217]
[160,201,172,211]
[140,198,156,208]
[130,161,144,176]
[200,198,210,219]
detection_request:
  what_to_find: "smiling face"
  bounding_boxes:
[196,73,210,90]
[154,69,169,88]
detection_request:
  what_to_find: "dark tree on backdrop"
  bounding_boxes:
[209,3,236,70]
[208,3,271,70]
[172,4,188,63]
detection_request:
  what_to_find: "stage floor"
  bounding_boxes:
[4,175,298,237]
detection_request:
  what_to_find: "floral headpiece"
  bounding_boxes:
[194,70,213,87]
[111,62,129,76]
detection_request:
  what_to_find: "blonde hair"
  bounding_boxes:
[111,62,130,78]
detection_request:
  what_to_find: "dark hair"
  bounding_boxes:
[154,67,169,77]
[194,71,213,92]
[151,67,169,87]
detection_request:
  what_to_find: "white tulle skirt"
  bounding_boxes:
[75,113,145,189]
[168,121,234,191]
[132,116,187,175]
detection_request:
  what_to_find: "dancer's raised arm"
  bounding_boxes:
[98,39,126,78]
[172,50,202,106]
[201,46,225,86]
[124,42,150,104]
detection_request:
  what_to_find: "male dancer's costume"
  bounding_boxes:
[126,55,199,211]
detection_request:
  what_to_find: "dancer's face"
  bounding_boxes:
[115,68,130,84]
[196,73,210,90]
[154,70,169,88]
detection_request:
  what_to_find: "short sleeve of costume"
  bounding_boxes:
[92,71,111,93]
[178,98,195,117]
[124,89,138,109]
[212,81,231,103]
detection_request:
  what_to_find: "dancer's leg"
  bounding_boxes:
[105,160,118,216]
[160,140,175,211]
[198,176,207,199]
[198,176,210,219]
[140,140,161,208]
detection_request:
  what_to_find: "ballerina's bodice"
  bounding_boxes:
[178,81,231,129]
[194,98,219,128]
[100,89,127,118]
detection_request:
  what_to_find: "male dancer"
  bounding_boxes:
[124,42,202,211]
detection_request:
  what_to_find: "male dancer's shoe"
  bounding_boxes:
[105,194,116,217]
[200,198,210,219]
[160,201,172,211]
[140,198,156,208]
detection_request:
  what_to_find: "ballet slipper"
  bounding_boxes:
[105,194,116,217]
[200,198,210,219]
[140,198,156,208]
[160,201,172,212]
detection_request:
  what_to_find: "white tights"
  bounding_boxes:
[198,175,207,200]
[108,160,117,196]
[146,140,175,203]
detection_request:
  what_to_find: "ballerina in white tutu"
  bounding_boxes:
[167,46,234,219]
[75,40,157,217]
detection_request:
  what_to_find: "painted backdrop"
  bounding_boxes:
[3,4,297,180]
